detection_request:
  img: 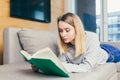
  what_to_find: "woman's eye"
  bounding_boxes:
[59,29,63,32]
[66,29,70,32]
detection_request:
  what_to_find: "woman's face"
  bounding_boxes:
[58,21,76,44]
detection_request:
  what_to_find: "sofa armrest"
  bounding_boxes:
[3,27,24,64]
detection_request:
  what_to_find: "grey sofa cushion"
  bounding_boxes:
[18,28,59,56]
[0,62,117,80]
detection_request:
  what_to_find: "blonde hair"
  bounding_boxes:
[57,13,85,57]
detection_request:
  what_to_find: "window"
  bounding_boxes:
[96,0,120,42]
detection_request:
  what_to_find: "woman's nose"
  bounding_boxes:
[61,31,67,37]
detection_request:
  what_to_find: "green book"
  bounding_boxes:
[19,48,69,77]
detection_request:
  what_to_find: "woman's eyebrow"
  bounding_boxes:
[65,28,70,30]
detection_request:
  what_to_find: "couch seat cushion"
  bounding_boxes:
[0,62,117,80]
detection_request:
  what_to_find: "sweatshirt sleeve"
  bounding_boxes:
[77,32,107,72]
[80,32,101,70]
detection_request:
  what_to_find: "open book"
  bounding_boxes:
[19,48,69,77]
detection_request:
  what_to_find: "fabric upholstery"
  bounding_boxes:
[17,28,59,56]
[3,27,24,64]
[117,62,120,72]
[0,62,117,80]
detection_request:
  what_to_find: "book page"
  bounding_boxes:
[31,48,68,73]
[20,50,31,60]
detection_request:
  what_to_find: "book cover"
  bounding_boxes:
[19,48,69,77]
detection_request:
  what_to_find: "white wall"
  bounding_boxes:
[64,0,75,13]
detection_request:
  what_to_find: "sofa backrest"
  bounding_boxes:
[3,27,24,64]
[3,27,59,64]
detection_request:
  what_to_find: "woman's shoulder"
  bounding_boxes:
[85,31,98,38]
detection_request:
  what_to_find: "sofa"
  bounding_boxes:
[1,27,120,80]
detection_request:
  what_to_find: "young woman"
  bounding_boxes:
[57,12,120,73]
[57,12,108,73]
[32,12,120,73]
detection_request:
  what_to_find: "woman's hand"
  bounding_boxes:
[31,64,39,72]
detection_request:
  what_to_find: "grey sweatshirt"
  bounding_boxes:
[58,31,108,73]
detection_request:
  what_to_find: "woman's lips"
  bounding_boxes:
[63,38,68,41]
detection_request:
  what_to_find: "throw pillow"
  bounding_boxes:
[100,43,120,62]
[17,28,59,56]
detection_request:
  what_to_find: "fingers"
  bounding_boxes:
[31,64,39,72]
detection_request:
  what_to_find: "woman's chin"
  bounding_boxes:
[64,41,70,43]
